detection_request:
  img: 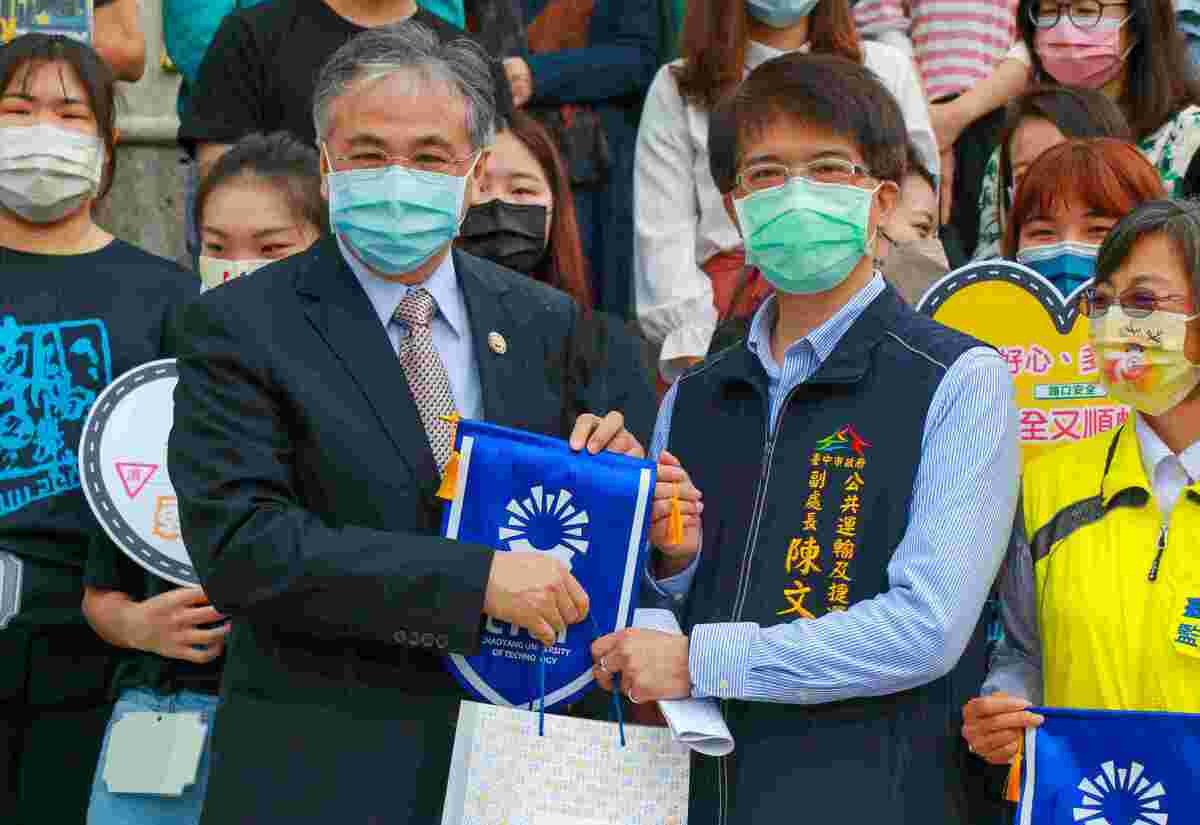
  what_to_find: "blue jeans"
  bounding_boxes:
[86,688,220,825]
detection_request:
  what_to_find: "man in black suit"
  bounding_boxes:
[167,22,654,825]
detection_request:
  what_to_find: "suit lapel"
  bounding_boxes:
[296,239,439,488]
[455,250,523,426]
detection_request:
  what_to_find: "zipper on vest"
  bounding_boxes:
[720,386,800,825]
[1148,524,1167,582]
[730,387,797,623]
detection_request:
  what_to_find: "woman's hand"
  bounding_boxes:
[962,692,1044,765]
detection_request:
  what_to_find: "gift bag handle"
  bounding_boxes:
[527,613,626,747]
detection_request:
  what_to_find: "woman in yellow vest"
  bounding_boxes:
[963,198,1200,766]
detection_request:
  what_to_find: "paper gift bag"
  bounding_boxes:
[442,702,690,825]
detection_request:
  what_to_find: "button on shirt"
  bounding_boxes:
[1135,414,1200,520]
[338,236,482,420]
[646,274,1020,704]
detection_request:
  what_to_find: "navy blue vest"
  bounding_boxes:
[669,286,993,825]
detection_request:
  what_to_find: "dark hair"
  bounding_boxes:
[0,34,118,198]
[1019,0,1200,139]
[1184,150,1200,199]
[501,112,593,312]
[1003,138,1166,257]
[674,0,862,110]
[708,52,907,194]
[194,132,328,239]
[996,85,1132,232]
[904,141,935,192]
[1095,199,1200,295]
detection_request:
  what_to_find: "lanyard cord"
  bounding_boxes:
[527,613,626,747]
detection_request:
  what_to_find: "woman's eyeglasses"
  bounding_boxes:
[1082,286,1193,319]
[1030,0,1129,29]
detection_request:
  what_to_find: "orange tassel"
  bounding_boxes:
[436,451,461,500]
[1005,736,1024,803]
[436,413,463,501]
[668,494,684,546]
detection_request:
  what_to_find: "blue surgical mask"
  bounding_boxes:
[746,0,820,28]
[326,150,478,274]
[1017,240,1098,298]
[734,176,879,295]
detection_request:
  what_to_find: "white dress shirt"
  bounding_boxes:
[338,237,483,420]
[633,40,939,380]
[1135,414,1200,520]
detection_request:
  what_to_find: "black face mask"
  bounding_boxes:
[458,199,549,274]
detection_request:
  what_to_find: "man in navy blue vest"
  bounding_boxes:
[592,53,1020,824]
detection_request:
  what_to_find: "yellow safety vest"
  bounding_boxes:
[1022,417,1200,711]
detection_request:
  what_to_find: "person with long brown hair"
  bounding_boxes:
[459,111,593,311]
[634,0,937,392]
[459,111,657,444]
[971,0,1200,258]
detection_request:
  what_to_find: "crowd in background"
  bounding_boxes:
[3,0,1200,823]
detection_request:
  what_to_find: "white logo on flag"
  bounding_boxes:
[499,485,589,569]
[1074,760,1167,825]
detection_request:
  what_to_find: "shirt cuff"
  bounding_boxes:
[658,322,718,380]
[643,550,701,605]
[688,622,758,699]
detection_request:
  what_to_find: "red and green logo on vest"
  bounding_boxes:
[780,426,872,619]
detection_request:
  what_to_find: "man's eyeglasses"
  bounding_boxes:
[328,149,476,176]
[736,158,875,194]
[1082,286,1194,319]
[1030,0,1129,29]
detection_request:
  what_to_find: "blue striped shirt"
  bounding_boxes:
[648,275,1020,703]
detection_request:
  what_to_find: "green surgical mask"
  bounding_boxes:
[735,177,879,295]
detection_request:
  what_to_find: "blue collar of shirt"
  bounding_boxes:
[337,235,467,339]
[746,273,886,378]
[1134,412,1200,485]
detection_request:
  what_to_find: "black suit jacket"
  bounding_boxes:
[168,238,654,825]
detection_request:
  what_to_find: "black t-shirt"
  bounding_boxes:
[0,240,196,571]
[179,0,507,153]
[0,240,196,704]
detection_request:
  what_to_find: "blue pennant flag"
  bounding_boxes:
[1017,707,1200,825]
[441,420,655,709]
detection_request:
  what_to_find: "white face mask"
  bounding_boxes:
[0,123,105,224]
[197,256,274,292]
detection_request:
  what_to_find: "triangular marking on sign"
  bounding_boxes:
[1139,782,1166,801]
[1102,762,1118,789]
[115,462,158,499]
[554,489,572,514]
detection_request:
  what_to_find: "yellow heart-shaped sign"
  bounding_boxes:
[917,261,1129,466]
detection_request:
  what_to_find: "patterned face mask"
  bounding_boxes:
[1091,308,1200,416]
